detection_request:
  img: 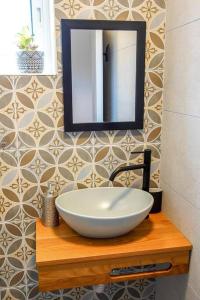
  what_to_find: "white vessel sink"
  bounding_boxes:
[55,187,154,238]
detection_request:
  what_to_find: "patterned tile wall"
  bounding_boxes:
[0,0,166,299]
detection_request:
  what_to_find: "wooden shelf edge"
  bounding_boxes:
[36,244,192,268]
[38,250,191,291]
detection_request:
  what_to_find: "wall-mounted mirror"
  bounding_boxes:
[62,20,146,132]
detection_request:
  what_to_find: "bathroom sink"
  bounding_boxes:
[55,187,154,238]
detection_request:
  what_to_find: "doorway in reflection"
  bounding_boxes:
[103,30,137,122]
[71,29,137,124]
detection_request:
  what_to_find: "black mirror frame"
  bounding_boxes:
[61,19,146,132]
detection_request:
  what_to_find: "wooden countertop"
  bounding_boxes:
[36,213,192,291]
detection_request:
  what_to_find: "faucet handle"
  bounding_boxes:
[131,149,151,155]
[130,151,145,155]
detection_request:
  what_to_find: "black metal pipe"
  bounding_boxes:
[142,149,151,192]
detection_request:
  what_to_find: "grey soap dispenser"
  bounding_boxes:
[41,182,59,227]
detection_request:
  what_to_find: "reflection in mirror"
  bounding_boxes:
[71,29,137,124]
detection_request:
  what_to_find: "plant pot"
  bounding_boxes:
[17,50,44,73]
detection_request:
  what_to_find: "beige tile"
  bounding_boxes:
[0,286,27,300]
[166,0,200,31]
[164,20,200,116]
[161,111,200,209]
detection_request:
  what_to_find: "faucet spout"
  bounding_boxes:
[109,164,145,181]
[109,149,151,192]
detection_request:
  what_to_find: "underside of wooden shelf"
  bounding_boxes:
[36,213,192,291]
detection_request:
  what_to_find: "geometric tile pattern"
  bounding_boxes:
[0,0,166,298]
[0,278,156,299]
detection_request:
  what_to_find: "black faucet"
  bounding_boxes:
[109,149,151,192]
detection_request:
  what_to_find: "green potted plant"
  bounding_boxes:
[16,27,44,73]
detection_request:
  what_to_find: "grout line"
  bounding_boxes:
[164,108,200,120]
[166,17,200,33]
[188,284,200,300]
[161,179,200,212]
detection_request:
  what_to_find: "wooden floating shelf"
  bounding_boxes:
[36,213,192,291]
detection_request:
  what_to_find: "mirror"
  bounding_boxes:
[71,30,137,123]
[62,20,146,132]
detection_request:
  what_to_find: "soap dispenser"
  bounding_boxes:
[41,182,59,227]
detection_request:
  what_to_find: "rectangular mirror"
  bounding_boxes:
[62,20,146,132]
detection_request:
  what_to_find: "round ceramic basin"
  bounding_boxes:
[55,187,154,238]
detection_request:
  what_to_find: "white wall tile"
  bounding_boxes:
[166,0,200,31]
[161,182,200,295]
[161,181,200,250]
[156,275,188,300]
[161,1,200,297]
[161,111,200,209]
[185,285,200,300]
[164,20,200,116]
[187,248,200,296]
